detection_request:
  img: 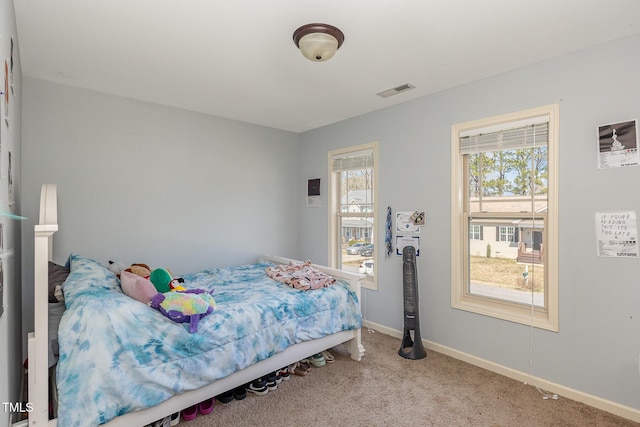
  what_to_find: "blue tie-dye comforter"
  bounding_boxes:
[56,254,361,426]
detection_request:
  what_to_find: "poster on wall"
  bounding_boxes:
[396,235,420,256]
[597,120,638,169]
[3,58,9,126]
[307,178,321,207]
[595,211,638,258]
[396,211,425,233]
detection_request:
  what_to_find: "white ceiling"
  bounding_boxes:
[13,0,640,133]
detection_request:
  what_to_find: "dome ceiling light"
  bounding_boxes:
[293,23,345,62]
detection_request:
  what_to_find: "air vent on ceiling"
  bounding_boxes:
[376,83,416,98]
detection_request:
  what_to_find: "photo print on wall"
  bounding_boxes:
[598,119,638,169]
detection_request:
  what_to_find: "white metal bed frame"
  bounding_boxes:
[21,184,365,426]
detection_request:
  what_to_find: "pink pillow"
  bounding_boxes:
[120,270,158,304]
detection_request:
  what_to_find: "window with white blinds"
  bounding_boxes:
[451,104,559,331]
[331,150,374,172]
[459,122,549,154]
[328,142,378,290]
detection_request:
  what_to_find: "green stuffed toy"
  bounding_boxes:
[150,268,185,293]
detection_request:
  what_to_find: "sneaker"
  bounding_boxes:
[217,390,234,404]
[170,412,180,426]
[265,372,278,391]
[233,385,246,400]
[150,417,171,427]
[310,353,326,367]
[245,378,268,396]
[278,367,291,381]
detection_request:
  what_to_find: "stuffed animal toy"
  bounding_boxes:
[108,261,154,279]
[150,289,216,333]
[107,260,128,278]
[110,260,186,296]
[150,268,185,293]
[169,278,186,292]
[120,270,158,304]
[126,263,152,279]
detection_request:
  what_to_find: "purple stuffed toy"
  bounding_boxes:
[150,289,216,333]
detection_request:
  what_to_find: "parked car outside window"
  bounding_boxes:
[346,242,367,255]
[359,260,374,275]
[360,244,374,257]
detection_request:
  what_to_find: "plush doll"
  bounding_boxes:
[169,278,186,292]
[120,270,158,304]
[107,260,128,278]
[108,261,153,279]
[150,268,185,293]
[150,289,216,333]
[110,261,184,292]
[126,263,152,279]
[111,262,176,282]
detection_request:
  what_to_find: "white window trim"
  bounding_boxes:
[328,141,379,290]
[499,226,515,242]
[470,225,481,240]
[451,104,559,331]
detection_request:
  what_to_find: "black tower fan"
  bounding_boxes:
[398,245,427,359]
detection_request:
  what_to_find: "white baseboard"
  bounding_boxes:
[362,320,640,424]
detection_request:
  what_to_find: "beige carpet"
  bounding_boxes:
[182,331,636,427]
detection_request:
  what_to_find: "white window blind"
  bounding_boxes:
[459,122,548,155]
[331,150,374,172]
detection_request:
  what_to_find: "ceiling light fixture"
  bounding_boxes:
[293,23,345,62]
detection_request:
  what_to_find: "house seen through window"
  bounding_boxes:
[451,105,559,331]
[328,142,378,290]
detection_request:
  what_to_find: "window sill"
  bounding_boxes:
[451,292,558,332]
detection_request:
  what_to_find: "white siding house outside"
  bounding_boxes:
[341,189,374,243]
[468,195,546,264]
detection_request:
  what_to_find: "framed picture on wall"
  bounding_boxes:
[598,119,639,169]
[307,178,321,207]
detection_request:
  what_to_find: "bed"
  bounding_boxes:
[24,184,365,427]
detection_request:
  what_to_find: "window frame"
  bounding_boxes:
[328,141,379,290]
[451,104,559,331]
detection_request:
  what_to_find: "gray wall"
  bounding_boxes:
[0,0,23,425]
[297,35,640,411]
[21,78,300,339]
